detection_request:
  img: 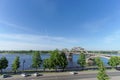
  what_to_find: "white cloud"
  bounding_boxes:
[0,33,79,50]
[0,41,64,50]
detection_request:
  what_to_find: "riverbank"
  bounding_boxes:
[0,50,118,54]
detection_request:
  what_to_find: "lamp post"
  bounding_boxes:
[23,60,25,72]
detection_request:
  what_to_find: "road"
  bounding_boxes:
[29,72,120,80]
[2,71,120,80]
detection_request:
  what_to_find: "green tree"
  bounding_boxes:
[32,51,42,71]
[77,52,86,70]
[43,59,51,71]
[108,56,120,68]
[43,59,48,71]
[95,57,102,67]
[49,49,61,71]
[59,52,68,71]
[12,56,20,73]
[97,66,109,80]
[95,57,109,80]
[0,57,8,74]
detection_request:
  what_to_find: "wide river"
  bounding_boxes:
[0,53,116,71]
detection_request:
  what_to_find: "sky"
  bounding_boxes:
[0,0,120,50]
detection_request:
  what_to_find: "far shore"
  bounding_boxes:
[0,50,119,54]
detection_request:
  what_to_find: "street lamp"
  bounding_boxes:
[23,60,25,72]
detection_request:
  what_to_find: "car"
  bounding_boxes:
[21,73,28,77]
[33,73,39,77]
[33,73,43,77]
[1,74,10,78]
[69,71,78,75]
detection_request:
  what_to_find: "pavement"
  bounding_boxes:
[0,70,120,80]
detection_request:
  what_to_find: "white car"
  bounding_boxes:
[69,71,78,75]
[33,73,43,77]
[21,73,27,77]
[33,73,39,77]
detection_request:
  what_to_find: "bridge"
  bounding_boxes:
[64,47,112,62]
[86,53,111,59]
[86,54,111,62]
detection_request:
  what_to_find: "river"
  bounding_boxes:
[0,53,114,71]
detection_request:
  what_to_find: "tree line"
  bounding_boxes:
[0,50,52,54]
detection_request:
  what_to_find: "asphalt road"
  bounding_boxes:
[31,72,120,80]
[3,71,120,80]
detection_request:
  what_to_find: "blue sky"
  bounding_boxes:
[0,0,120,50]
